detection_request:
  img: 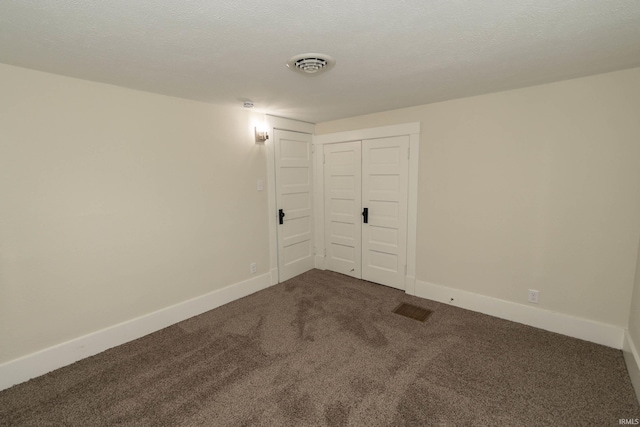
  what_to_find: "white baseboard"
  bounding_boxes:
[270,268,279,285]
[624,330,640,404]
[0,272,272,392]
[404,276,416,296]
[415,280,624,349]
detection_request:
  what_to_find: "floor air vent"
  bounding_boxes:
[393,303,433,322]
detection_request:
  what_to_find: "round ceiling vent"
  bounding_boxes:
[287,53,335,75]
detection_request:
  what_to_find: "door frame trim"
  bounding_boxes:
[312,122,420,294]
[265,115,315,285]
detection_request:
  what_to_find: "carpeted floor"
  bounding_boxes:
[1,269,639,426]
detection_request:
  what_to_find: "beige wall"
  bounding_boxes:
[3,62,639,366]
[0,64,269,363]
[317,68,640,328]
[630,239,640,347]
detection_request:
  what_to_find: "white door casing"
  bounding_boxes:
[361,136,409,290]
[323,141,362,278]
[274,129,315,282]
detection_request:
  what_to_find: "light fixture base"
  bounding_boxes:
[255,127,269,143]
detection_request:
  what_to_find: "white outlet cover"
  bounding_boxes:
[257,180,263,191]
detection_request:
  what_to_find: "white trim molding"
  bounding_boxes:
[624,330,640,403]
[267,115,315,134]
[405,276,417,296]
[270,267,279,286]
[415,279,625,349]
[314,254,326,270]
[0,272,272,392]
[405,132,419,295]
[314,122,420,145]
[312,134,326,270]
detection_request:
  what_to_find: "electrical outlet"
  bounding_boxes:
[257,179,263,191]
[528,289,539,304]
[250,262,257,274]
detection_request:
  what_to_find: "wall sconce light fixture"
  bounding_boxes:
[255,127,269,143]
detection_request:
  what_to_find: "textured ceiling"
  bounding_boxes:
[1,1,639,123]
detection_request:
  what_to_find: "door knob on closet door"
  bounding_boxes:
[362,208,368,224]
[279,209,285,225]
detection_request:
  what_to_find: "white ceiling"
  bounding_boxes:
[1,1,639,123]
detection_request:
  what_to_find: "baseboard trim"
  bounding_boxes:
[415,280,624,349]
[404,276,416,296]
[623,331,640,404]
[0,272,272,392]
[270,268,279,285]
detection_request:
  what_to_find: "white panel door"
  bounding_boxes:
[324,142,362,278]
[275,130,314,282]
[361,136,409,289]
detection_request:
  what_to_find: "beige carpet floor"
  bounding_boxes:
[1,269,639,426]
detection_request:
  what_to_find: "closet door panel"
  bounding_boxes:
[362,136,409,290]
[323,141,362,278]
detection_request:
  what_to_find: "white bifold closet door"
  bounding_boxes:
[324,141,362,278]
[361,136,409,289]
[324,136,409,290]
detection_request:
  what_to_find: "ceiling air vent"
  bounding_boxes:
[287,53,335,75]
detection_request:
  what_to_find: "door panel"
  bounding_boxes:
[362,136,409,289]
[324,141,362,278]
[275,130,314,282]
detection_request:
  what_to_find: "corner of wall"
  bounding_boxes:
[0,272,273,392]
[623,330,640,404]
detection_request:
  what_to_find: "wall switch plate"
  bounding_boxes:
[528,289,539,304]
[250,262,257,274]
[257,179,263,191]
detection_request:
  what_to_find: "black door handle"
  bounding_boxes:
[362,208,368,224]
[279,209,285,225]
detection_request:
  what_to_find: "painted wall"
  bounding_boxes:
[316,68,640,328]
[0,64,269,364]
